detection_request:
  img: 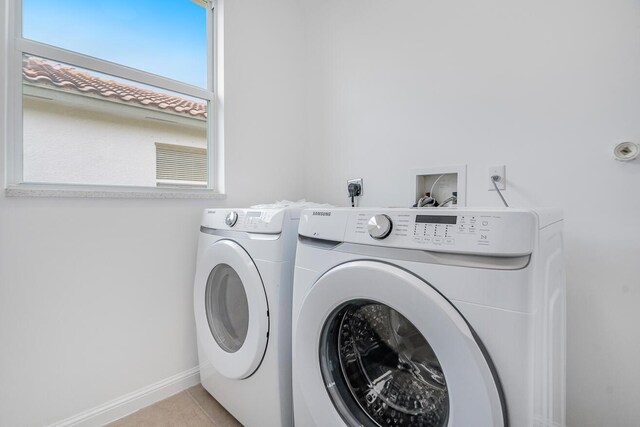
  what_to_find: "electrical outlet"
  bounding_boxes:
[347,178,363,196]
[488,165,506,190]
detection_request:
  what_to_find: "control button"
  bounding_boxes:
[444,238,455,245]
[367,214,393,240]
[482,221,489,226]
[424,236,433,243]
[225,211,238,227]
[433,237,443,244]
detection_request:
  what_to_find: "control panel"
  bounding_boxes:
[300,208,539,256]
[201,209,286,234]
[411,214,490,246]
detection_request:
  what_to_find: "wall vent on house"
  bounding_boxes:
[155,142,208,188]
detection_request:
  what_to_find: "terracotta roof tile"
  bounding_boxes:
[22,56,207,119]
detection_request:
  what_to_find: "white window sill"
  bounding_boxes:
[5,184,227,199]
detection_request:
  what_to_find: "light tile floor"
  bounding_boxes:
[108,384,242,427]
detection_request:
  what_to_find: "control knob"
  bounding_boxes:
[367,214,393,239]
[225,211,239,227]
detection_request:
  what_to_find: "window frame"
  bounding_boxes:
[3,0,225,198]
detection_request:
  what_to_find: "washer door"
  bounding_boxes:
[194,240,269,379]
[294,261,505,427]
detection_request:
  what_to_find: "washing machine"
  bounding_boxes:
[194,208,299,427]
[292,208,565,427]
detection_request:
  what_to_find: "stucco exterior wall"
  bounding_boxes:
[23,95,207,187]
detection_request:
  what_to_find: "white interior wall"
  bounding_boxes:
[0,0,306,425]
[300,1,640,426]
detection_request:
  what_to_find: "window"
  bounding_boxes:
[6,0,221,195]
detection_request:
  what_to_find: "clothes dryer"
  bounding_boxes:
[292,208,565,427]
[194,208,299,427]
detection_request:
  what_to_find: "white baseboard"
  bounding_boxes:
[49,366,201,427]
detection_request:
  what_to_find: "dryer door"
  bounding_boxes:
[294,261,505,427]
[194,240,269,379]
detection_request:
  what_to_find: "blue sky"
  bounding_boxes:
[22,0,207,88]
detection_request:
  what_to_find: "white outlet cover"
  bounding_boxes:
[347,178,363,196]
[488,165,506,190]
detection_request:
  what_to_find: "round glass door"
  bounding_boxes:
[193,239,269,379]
[293,260,505,427]
[205,264,249,353]
[320,300,449,427]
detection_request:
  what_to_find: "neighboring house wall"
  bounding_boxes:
[23,87,206,187]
